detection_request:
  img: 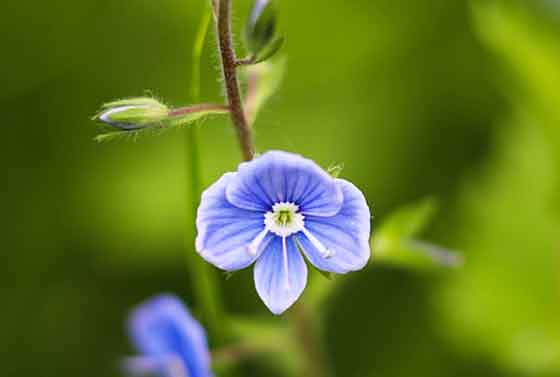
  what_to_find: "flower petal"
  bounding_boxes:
[254,236,308,315]
[196,173,272,271]
[226,151,343,216]
[297,179,371,273]
[127,294,213,377]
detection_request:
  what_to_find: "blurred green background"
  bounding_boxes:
[3,0,560,376]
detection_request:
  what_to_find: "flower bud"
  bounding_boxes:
[245,0,283,62]
[93,98,169,130]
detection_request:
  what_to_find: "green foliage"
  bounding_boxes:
[432,3,560,373]
[439,113,560,374]
[472,0,560,186]
[253,36,285,64]
[245,0,282,61]
[373,198,461,269]
[377,197,438,239]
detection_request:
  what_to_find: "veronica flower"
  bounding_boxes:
[196,151,371,314]
[124,294,213,377]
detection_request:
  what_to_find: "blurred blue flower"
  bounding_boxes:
[124,294,213,377]
[196,151,371,314]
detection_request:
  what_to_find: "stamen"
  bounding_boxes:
[282,236,290,290]
[264,202,305,237]
[247,228,269,256]
[301,227,334,259]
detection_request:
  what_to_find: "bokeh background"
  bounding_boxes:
[3,0,560,376]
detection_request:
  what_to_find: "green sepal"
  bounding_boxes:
[223,271,236,281]
[98,97,165,110]
[254,35,285,64]
[327,163,345,178]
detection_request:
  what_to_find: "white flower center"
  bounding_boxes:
[264,202,305,237]
[246,202,335,260]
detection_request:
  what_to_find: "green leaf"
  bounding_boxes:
[372,197,462,269]
[378,197,438,238]
[246,0,279,56]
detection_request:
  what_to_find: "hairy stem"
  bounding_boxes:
[214,0,255,161]
[170,103,229,117]
[184,5,226,345]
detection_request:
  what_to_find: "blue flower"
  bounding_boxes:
[124,294,213,377]
[196,151,371,314]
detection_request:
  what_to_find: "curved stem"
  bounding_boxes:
[210,3,330,376]
[215,0,255,161]
[184,5,226,345]
[211,340,285,367]
[290,303,331,377]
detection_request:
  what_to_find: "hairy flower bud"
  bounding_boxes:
[245,0,284,63]
[93,98,169,130]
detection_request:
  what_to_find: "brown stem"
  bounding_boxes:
[211,341,283,367]
[214,0,255,161]
[169,103,229,117]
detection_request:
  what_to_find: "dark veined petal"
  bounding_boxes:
[226,151,343,216]
[196,173,272,271]
[297,179,371,273]
[127,294,213,377]
[254,236,308,315]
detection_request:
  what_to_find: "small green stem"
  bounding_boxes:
[184,4,226,345]
[290,302,331,377]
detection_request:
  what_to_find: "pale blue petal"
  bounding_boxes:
[226,151,343,216]
[297,179,371,273]
[254,236,308,315]
[127,294,212,377]
[196,173,271,271]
